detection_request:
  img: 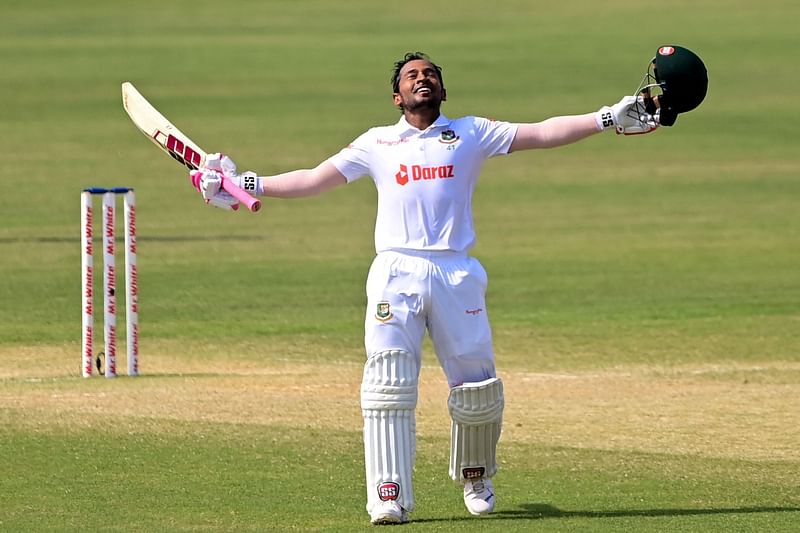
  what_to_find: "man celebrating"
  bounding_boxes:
[191,52,658,525]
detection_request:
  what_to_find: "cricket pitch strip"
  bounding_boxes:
[1,345,799,463]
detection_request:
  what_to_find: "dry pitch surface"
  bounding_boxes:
[2,344,798,464]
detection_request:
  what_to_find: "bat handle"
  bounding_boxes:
[221,176,262,213]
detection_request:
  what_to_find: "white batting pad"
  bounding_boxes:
[361,350,419,513]
[448,377,504,482]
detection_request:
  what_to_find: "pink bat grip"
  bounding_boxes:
[221,176,261,213]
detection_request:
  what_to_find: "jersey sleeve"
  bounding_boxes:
[471,117,518,158]
[325,130,373,183]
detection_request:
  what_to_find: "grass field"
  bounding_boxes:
[1,0,799,531]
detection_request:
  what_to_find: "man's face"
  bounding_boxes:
[393,59,446,112]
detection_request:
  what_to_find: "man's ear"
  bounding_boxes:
[442,88,447,102]
[393,93,402,107]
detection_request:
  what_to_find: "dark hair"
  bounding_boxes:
[391,52,444,92]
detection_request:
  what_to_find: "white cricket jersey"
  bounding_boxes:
[327,114,518,254]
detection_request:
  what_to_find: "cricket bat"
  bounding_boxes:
[121,82,261,213]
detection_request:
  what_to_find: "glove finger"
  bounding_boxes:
[208,193,240,211]
[199,171,223,200]
[204,153,238,176]
[203,153,224,172]
[219,154,237,176]
[208,200,239,211]
[191,168,225,200]
[189,170,203,192]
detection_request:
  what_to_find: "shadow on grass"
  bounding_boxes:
[499,503,800,519]
[414,503,800,523]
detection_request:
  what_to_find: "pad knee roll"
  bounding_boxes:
[448,377,504,482]
[361,350,419,512]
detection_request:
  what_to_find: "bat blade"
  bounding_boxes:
[121,82,206,169]
[121,82,261,212]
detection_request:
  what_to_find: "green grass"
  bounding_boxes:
[1,419,798,532]
[1,0,799,531]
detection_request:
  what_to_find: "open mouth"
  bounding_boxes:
[414,86,432,95]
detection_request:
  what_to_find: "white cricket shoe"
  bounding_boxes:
[463,478,496,516]
[369,500,409,525]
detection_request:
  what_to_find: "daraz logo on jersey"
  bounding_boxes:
[395,164,455,186]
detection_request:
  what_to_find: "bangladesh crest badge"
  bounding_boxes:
[439,129,459,144]
[375,301,393,322]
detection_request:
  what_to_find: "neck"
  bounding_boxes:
[403,108,440,131]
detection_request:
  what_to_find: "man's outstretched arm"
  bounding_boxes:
[190,158,348,209]
[509,113,600,152]
[509,95,658,152]
[259,161,348,198]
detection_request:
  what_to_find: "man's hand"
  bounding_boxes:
[597,96,659,135]
[189,167,240,210]
[205,153,239,176]
[188,153,260,211]
[197,152,237,198]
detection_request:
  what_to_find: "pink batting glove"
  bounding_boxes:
[189,169,240,211]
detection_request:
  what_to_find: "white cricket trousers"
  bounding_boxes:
[364,250,496,387]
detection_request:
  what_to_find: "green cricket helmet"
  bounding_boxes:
[637,45,708,126]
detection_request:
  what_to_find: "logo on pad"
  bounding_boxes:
[462,467,485,479]
[378,482,400,501]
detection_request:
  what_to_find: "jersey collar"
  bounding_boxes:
[395,114,452,135]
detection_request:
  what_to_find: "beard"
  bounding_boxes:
[400,93,442,113]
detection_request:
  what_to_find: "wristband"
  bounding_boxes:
[594,107,615,131]
[239,171,263,195]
